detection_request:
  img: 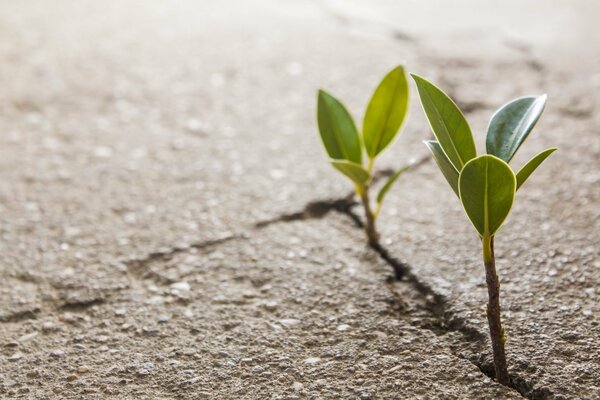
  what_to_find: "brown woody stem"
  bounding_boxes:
[482,235,510,385]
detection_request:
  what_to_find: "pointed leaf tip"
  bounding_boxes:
[376,165,410,205]
[317,90,362,164]
[411,75,476,170]
[516,147,557,190]
[363,65,409,158]
[486,94,547,162]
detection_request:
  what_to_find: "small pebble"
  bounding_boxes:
[303,357,321,365]
[142,327,159,335]
[42,322,58,332]
[143,362,154,370]
[170,281,190,292]
[77,366,90,373]
[67,374,77,382]
[50,350,65,358]
[158,315,170,324]
[8,353,22,362]
[279,319,300,327]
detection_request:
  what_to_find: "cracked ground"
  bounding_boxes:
[0,1,599,399]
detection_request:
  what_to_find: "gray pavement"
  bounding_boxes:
[0,1,598,399]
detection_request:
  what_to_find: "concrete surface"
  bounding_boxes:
[0,1,598,399]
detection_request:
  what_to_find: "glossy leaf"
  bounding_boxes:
[363,66,409,158]
[486,95,547,162]
[424,140,459,197]
[458,155,516,237]
[516,147,557,190]
[330,160,370,186]
[317,90,362,164]
[376,165,410,205]
[411,74,476,170]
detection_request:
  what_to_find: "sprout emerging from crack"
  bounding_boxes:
[412,73,556,386]
[317,66,411,245]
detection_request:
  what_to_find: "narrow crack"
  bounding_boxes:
[125,234,246,283]
[256,172,554,399]
[346,205,547,399]
[255,155,430,229]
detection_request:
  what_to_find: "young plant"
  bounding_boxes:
[317,66,411,245]
[411,74,556,385]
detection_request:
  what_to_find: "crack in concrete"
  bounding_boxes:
[255,154,430,230]
[257,189,555,399]
[125,234,246,285]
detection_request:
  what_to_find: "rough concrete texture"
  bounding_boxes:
[0,1,598,399]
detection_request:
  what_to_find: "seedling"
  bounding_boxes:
[412,74,556,385]
[317,66,411,245]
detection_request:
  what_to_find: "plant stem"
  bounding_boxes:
[357,185,379,246]
[482,235,510,386]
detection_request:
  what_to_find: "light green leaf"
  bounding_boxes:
[363,66,409,158]
[330,160,370,186]
[458,155,516,237]
[376,165,410,205]
[411,74,476,170]
[486,95,547,162]
[516,147,557,190]
[424,140,459,197]
[317,90,362,164]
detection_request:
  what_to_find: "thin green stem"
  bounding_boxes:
[367,157,375,175]
[482,235,510,386]
[356,184,379,246]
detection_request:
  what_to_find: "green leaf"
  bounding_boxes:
[424,140,459,197]
[486,95,547,162]
[317,90,362,164]
[411,74,476,170]
[458,155,516,237]
[363,66,409,158]
[376,165,410,205]
[330,160,370,186]
[516,147,557,190]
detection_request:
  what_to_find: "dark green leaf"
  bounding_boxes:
[516,147,557,190]
[376,165,410,205]
[317,90,362,164]
[330,160,370,186]
[363,66,409,158]
[424,140,459,197]
[411,74,476,170]
[486,95,547,162]
[458,155,516,237]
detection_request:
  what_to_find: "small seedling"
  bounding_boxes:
[317,66,411,245]
[412,74,556,385]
